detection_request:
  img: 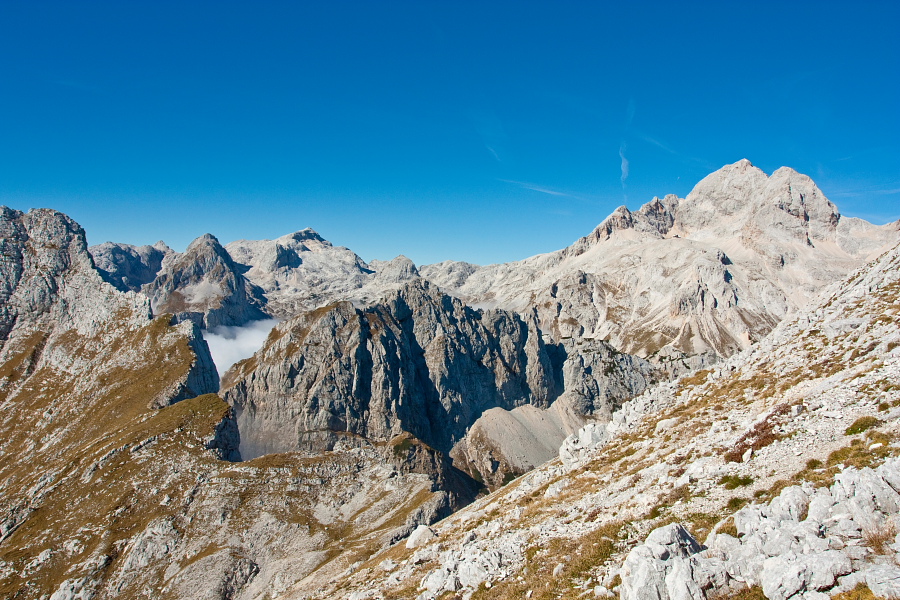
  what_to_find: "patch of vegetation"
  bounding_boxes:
[648,485,692,520]
[846,416,881,435]
[685,512,721,540]
[392,436,415,458]
[864,520,897,555]
[470,521,623,600]
[716,516,738,538]
[723,404,792,463]
[805,458,823,470]
[501,471,519,486]
[828,437,893,470]
[714,586,767,600]
[679,369,712,389]
[832,582,885,600]
[726,497,749,511]
[719,475,754,490]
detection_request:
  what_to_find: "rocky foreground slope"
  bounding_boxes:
[326,240,900,600]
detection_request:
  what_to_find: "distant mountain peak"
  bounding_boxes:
[184,233,226,254]
[281,227,327,245]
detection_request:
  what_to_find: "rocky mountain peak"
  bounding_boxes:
[184,233,228,256]
[766,165,841,242]
[375,255,419,278]
[90,241,171,293]
[675,159,770,232]
[2,207,152,344]
[675,159,842,244]
[143,232,267,328]
[419,161,898,363]
[286,227,327,244]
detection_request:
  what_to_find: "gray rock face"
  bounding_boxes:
[224,279,657,491]
[621,524,719,600]
[89,240,172,292]
[223,279,563,458]
[622,458,900,600]
[0,206,159,346]
[2,207,124,343]
[144,233,268,328]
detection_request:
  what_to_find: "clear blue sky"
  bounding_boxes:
[1,1,898,265]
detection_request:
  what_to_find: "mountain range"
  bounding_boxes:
[1,160,898,600]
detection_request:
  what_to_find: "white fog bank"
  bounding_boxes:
[202,319,280,378]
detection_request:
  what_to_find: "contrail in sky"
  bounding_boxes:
[619,142,629,201]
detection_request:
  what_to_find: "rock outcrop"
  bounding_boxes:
[620,456,900,600]
[223,278,657,488]
[89,240,172,292]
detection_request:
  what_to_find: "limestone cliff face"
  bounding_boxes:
[222,279,562,458]
[222,278,658,491]
[143,233,269,328]
[89,240,172,292]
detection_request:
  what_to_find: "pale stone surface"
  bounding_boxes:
[406,525,437,549]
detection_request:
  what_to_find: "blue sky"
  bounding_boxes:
[1,1,898,265]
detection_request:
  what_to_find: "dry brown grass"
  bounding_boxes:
[468,520,623,600]
[716,516,738,538]
[864,520,897,555]
[832,582,887,600]
[723,403,792,463]
[710,586,767,600]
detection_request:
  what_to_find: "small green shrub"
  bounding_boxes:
[727,497,749,510]
[846,416,881,435]
[806,458,823,470]
[719,474,754,490]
